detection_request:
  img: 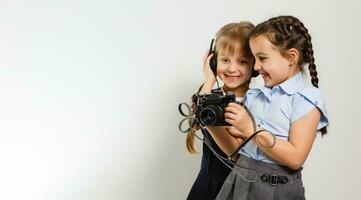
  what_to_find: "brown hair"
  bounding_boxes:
[250,15,327,135]
[215,21,255,60]
[186,21,255,153]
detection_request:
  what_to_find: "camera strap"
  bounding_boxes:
[178,102,261,182]
[198,126,258,182]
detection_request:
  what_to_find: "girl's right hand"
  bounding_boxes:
[202,50,217,84]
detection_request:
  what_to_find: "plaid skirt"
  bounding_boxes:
[216,154,305,200]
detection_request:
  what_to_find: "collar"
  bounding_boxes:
[278,72,306,95]
[259,72,307,100]
[221,86,245,101]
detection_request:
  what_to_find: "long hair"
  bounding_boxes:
[186,21,255,153]
[250,15,327,135]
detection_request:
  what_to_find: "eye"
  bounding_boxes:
[239,60,248,64]
[259,56,267,61]
[221,58,229,63]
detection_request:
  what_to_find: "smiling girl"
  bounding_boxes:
[186,21,257,200]
[216,16,329,200]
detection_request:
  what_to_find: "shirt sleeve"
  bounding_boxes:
[244,88,261,110]
[291,87,328,130]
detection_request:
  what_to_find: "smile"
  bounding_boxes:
[259,72,270,79]
[225,74,240,81]
[225,74,240,78]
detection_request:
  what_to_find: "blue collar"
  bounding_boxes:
[278,72,306,95]
[260,72,307,100]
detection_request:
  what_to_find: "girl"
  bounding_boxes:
[186,21,257,200]
[214,15,329,200]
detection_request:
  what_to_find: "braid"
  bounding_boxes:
[251,16,327,135]
[185,84,203,153]
[292,19,319,88]
[267,16,320,88]
[282,17,327,135]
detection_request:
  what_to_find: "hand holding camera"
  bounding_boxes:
[224,102,255,138]
[192,89,238,126]
[191,88,255,137]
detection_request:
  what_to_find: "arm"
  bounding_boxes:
[253,108,321,170]
[206,126,243,156]
[225,102,321,170]
[199,76,244,156]
[197,51,244,156]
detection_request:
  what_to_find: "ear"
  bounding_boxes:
[287,48,299,67]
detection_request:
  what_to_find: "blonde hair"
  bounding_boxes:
[186,21,255,153]
[215,21,255,59]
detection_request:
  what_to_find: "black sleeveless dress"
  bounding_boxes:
[186,129,232,200]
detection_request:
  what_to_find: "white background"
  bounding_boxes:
[0,0,360,199]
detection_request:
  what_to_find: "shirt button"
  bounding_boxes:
[315,101,318,105]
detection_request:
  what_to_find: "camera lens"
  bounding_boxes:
[199,105,223,126]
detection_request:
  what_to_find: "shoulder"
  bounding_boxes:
[245,88,262,97]
[294,86,325,110]
[291,86,328,129]
[244,88,263,102]
[244,88,263,108]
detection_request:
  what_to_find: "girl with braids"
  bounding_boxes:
[186,21,257,200]
[215,15,329,200]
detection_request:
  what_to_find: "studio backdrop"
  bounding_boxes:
[0,0,360,199]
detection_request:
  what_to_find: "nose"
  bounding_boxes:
[226,62,237,73]
[253,60,261,71]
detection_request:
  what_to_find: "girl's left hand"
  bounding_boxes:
[224,102,255,138]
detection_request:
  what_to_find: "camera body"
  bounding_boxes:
[192,89,236,126]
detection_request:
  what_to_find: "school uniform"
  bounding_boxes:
[186,129,232,200]
[187,92,243,200]
[216,72,329,200]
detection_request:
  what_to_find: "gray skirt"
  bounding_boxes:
[216,154,305,200]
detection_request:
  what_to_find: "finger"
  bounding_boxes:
[205,53,213,65]
[190,103,195,113]
[228,130,239,138]
[225,116,239,127]
[227,102,242,109]
[228,128,243,138]
[188,96,194,107]
[225,118,236,126]
[224,112,238,120]
[203,50,210,59]
[228,128,246,140]
[225,106,241,115]
[189,97,194,105]
[203,50,212,63]
[227,127,238,136]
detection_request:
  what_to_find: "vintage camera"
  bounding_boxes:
[192,89,236,126]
